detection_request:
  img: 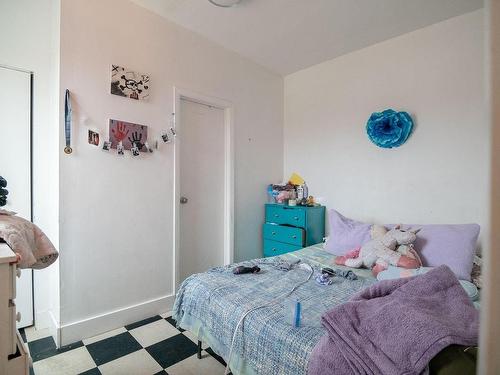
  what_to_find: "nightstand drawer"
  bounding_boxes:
[263,239,302,257]
[263,224,304,246]
[265,205,306,227]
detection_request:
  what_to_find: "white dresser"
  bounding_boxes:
[0,242,30,375]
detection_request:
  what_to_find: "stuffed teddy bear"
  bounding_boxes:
[0,176,8,207]
[335,224,422,276]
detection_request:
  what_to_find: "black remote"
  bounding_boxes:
[233,266,261,275]
[321,267,336,276]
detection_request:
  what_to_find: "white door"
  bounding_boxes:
[179,98,225,283]
[0,66,34,328]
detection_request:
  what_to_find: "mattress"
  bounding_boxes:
[172,244,377,375]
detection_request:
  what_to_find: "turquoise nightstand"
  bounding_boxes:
[263,203,325,257]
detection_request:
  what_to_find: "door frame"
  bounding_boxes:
[172,87,234,292]
[0,64,35,327]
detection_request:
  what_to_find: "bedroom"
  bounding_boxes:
[0,0,499,374]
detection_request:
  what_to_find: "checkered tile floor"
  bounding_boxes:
[19,312,227,375]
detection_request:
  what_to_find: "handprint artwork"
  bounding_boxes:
[128,131,145,151]
[112,122,129,142]
[109,119,148,152]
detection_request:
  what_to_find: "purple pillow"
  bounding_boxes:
[324,209,371,255]
[395,224,480,281]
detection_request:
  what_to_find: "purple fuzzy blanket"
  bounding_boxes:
[308,265,479,375]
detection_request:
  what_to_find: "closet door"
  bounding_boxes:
[0,66,34,328]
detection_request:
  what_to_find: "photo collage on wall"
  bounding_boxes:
[79,64,176,158]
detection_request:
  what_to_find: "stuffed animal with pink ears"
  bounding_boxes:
[335,224,422,276]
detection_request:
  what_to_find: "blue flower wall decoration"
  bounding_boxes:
[366,109,414,148]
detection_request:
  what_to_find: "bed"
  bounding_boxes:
[172,244,378,375]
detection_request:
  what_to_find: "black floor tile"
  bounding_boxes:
[125,315,162,331]
[165,316,185,332]
[78,368,102,375]
[153,371,169,375]
[28,336,58,362]
[205,347,227,366]
[146,333,198,368]
[85,332,142,366]
[18,328,27,343]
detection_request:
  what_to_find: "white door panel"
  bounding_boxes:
[179,99,225,284]
[0,66,34,328]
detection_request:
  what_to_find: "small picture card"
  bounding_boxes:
[144,142,153,153]
[110,65,150,101]
[117,141,124,155]
[131,143,140,156]
[88,130,100,146]
[102,141,112,151]
[161,130,171,143]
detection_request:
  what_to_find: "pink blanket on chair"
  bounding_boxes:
[0,209,58,269]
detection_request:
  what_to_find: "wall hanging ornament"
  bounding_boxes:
[64,89,73,154]
[109,119,148,152]
[117,141,125,155]
[88,130,100,146]
[102,141,112,151]
[131,143,140,156]
[110,65,150,101]
[144,142,153,153]
[366,109,414,148]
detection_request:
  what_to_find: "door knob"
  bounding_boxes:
[180,196,188,204]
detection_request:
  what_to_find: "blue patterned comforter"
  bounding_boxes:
[172,244,377,375]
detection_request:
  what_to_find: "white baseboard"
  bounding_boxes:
[35,309,60,346]
[59,294,175,346]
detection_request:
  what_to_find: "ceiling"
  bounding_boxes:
[130,0,483,76]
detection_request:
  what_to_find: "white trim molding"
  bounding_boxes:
[58,294,175,347]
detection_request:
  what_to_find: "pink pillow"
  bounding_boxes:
[324,210,371,256]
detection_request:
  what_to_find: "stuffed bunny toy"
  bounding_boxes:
[335,224,422,276]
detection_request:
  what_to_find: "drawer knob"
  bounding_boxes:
[274,214,279,217]
[272,231,276,235]
[294,216,299,220]
[16,269,21,278]
[16,312,21,322]
[292,235,297,239]
[272,248,277,252]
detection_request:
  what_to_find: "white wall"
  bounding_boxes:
[58,0,283,344]
[0,0,60,337]
[284,10,489,250]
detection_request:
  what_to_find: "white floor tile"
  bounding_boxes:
[33,347,95,375]
[82,327,127,345]
[25,326,51,342]
[129,319,179,347]
[98,349,162,375]
[167,353,225,375]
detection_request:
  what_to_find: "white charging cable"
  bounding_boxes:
[223,263,314,375]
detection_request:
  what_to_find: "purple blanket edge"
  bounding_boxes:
[308,265,479,375]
